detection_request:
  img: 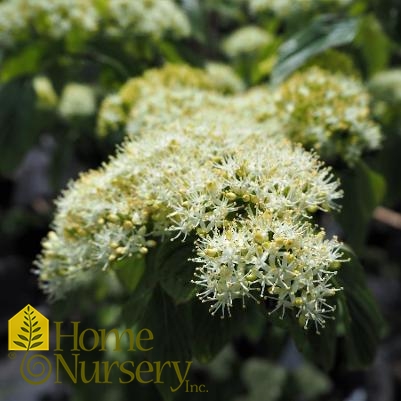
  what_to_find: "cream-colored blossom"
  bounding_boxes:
[98,65,380,165]
[59,83,96,119]
[104,0,190,39]
[37,117,343,330]
[369,69,401,105]
[247,0,351,16]
[0,0,189,48]
[205,62,245,94]
[97,64,249,137]
[274,67,381,164]
[33,76,58,109]
[223,26,273,58]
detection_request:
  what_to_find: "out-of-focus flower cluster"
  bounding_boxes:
[97,63,246,137]
[59,83,96,120]
[32,77,97,121]
[247,0,352,17]
[369,69,401,125]
[0,0,189,48]
[369,69,401,104]
[222,25,273,58]
[33,76,58,110]
[275,67,381,164]
[98,65,380,165]
[36,64,357,331]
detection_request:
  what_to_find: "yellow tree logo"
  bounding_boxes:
[8,304,49,351]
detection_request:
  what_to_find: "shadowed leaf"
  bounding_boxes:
[272,16,359,84]
[18,334,28,342]
[13,341,27,349]
[31,342,43,349]
[32,327,40,333]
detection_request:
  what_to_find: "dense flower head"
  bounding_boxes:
[205,63,246,94]
[33,76,58,109]
[369,69,401,105]
[0,0,98,46]
[37,103,344,330]
[247,0,352,17]
[0,0,189,48]
[98,65,380,165]
[59,83,96,119]
[104,0,190,39]
[368,69,401,126]
[97,64,244,137]
[274,67,381,164]
[222,26,273,58]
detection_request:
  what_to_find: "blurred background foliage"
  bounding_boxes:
[1,0,401,401]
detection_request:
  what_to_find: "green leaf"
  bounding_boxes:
[374,135,401,205]
[13,341,27,349]
[30,342,43,349]
[0,44,46,82]
[272,15,359,84]
[0,79,40,174]
[191,299,245,363]
[336,248,385,369]
[337,161,386,253]
[120,252,158,327]
[156,240,197,303]
[288,307,337,371]
[139,288,192,401]
[115,255,146,293]
[121,285,154,328]
[355,14,391,77]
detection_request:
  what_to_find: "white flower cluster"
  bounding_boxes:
[274,67,381,164]
[59,83,96,119]
[0,0,189,48]
[222,26,273,58]
[369,69,401,105]
[0,0,98,46]
[105,0,190,39]
[37,65,349,331]
[97,63,245,137]
[33,76,58,109]
[247,0,351,17]
[98,65,380,165]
